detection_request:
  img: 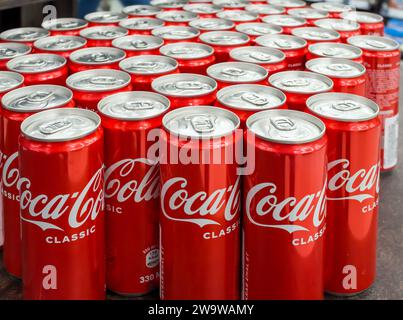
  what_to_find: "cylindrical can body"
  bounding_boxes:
[341,12,384,36]
[310,2,353,19]
[0,43,31,70]
[313,18,361,43]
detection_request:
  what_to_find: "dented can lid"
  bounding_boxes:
[151,26,200,40]
[80,26,128,39]
[112,35,164,51]
[34,35,87,51]
[0,71,24,93]
[236,23,283,36]
[120,55,178,75]
[119,17,164,30]
[306,58,365,78]
[189,18,235,31]
[308,42,362,59]
[70,47,126,65]
[213,0,250,9]
[230,46,285,64]
[150,0,188,9]
[314,18,360,31]
[269,0,306,8]
[288,8,329,19]
[216,10,259,22]
[292,27,340,41]
[311,2,353,14]
[123,5,162,17]
[347,35,399,52]
[341,11,384,23]
[66,69,131,92]
[255,34,307,50]
[245,4,286,16]
[262,15,306,27]
[0,42,31,60]
[7,53,66,74]
[156,10,199,22]
[200,31,249,46]
[42,18,88,31]
[84,11,128,24]
[183,3,223,15]
[0,27,50,42]
[160,42,214,59]
[207,62,268,84]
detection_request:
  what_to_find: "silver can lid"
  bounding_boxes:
[183,3,223,15]
[236,23,283,36]
[66,69,131,92]
[288,8,328,19]
[262,15,306,27]
[123,5,162,16]
[112,35,163,51]
[151,26,200,40]
[34,35,87,51]
[269,70,333,94]
[7,53,66,73]
[207,62,268,84]
[216,10,259,22]
[0,27,50,42]
[213,0,250,9]
[306,57,365,79]
[42,18,88,31]
[120,55,178,75]
[200,31,249,46]
[307,92,379,122]
[311,2,352,13]
[160,42,213,59]
[217,84,286,111]
[314,18,360,31]
[151,0,188,9]
[269,0,306,8]
[0,42,31,60]
[245,4,286,15]
[80,26,128,40]
[247,109,325,144]
[70,47,126,65]
[292,27,340,41]
[347,35,399,52]
[84,11,128,23]
[98,91,170,120]
[0,71,24,93]
[308,42,362,59]
[156,10,199,22]
[230,46,285,64]
[189,18,235,31]
[21,108,101,142]
[163,105,239,139]
[341,11,383,23]
[255,34,307,50]
[152,73,217,97]
[2,84,73,112]
[119,17,164,30]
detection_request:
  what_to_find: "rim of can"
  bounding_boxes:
[245,4,286,15]
[123,5,162,16]
[84,11,128,23]
[42,18,89,31]
[119,17,165,30]
[236,22,283,36]
[255,34,307,50]
[151,26,200,39]
[247,109,326,144]
[200,31,250,46]
[230,46,286,64]
[291,26,341,40]
[7,53,67,74]
[183,3,223,14]
[347,35,400,52]
[262,14,307,27]
[217,84,286,110]
[66,69,131,92]
[311,2,353,13]
[156,10,199,22]
[160,42,214,60]
[0,71,24,93]
[21,107,101,142]
[213,0,250,8]
[341,11,384,23]
[288,8,329,19]
[162,105,240,139]
[207,61,268,83]
[189,18,235,31]
[308,42,362,58]
[98,91,170,121]
[216,10,259,22]
[112,35,164,51]
[119,55,178,75]
[0,27,50,42]
[0,42,32,60]
[34,35,87,52]
[306,92,380,122]
[314,18,360,31]
[79,26,129,39]
[269,0,306,8]
[306,57,366,79]
[2,84,73,112]
[151,0,188,9]
[70,46,126,65]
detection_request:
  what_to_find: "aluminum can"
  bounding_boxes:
[119,18,165,35]
[183,3,223,18]
[341,11,384,36]
[0,43,31,70]
[85,11,128,27]
[151,26,200,44]
[0,27,50,47]
[112,35,163,58]
[267,0,306,12]
[189,18,235,33]
[314,18,361,43]
[69,47,126,73]
[123,5,162,18]
[307,42,363,63]
[288,8,329,26]
[0,71,24,100]
[156,10,199,26]
[160,106,241,299]
[151,0,188,11]
[80,26,128,47]
[33,36,87,59]
[291,26,341,45]
[306,92,381,296]
[212,0,250,10]
[262,15,307,34]
[245,4,286,17]
[235,23,283,43]
[244,109,327,299]
[311,2,353,18]
[216,10,260,25]
[41,18,89,36]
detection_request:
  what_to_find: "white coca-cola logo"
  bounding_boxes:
[161,176,240,227]
[2,151,19,189]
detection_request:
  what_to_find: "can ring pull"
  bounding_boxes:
[20,31,39,39]
[332,100,360,112]
[90,52,110,62]
[222,67,246,77]
[241,92,269,106]
[39,119,73,135]
[270,117,296,131]
[90,76,119,86]
[281,78,310,87]
[187,115,217,133]
[0,48,16,57]
[274,39,292,49]
[131,40,148,49]
[327,63,352,72]
[123,101,154,111]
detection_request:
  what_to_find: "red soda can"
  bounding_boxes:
[306,92,381,296]
[33,36,87,60]
[188,0,213,3]
[341,11,384,36]
[156,10,199,26]
[212,0,250,10]
[207,61,268,89]
[112,35,163,57]
[307,42,363,64]
[215,84,286,126]
[256,34,307,70]
[19,108,105,299]
[306,57,366,96]
[268,70,333,111]
[230,46,287,74]
[1,85,74,278]
[0,71,24,100]
[160,106,241,299]
[311,2,353,18]
[262,15,307,34]
[243,109,327,299]
[69,47,126,73]
[66,69,132,112]
[151,0,188,11]
[314,18,361,43]
[216,10,260,25]
[288,7,329,26]
[183,3,223,18]
[268,0,306,12]
[123,5,162,18]
[235,22,283,43]
[41,18,89,36]
[0,27,49,48]
[0,43,31,70]
[119,18,165,35]
[98,91,170,296]
[347,35,400,171]
[7,53,68,86]
[85,11,128,27]
[199,31,250,63]
[151,26,200,44]
[152,73,217,108]
[245,4,286,17]
[189,18,235,33]
[80,26,128,47]
[120,55,179,91]
[292,26,341,45]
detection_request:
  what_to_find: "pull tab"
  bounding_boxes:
[249,51,273,62]
[90,76,119,86]
[170,47,197,55]
[60,21,80,28]
[307,31,330,39]
[39,119,73,135]
[274,39,292,49]
[131,40,149,48]
[327,63,352,72]
[270,117,296,131]
[332,100,360,111]
[365,39,387,49]
[222,67,246,77]
[131,20,150,27]
[187,115,216,133]
[27,91,54,103]
[170,14,186,21]
[0,48,17,57]
[90,52,111,62]
[322,48,340,56]
[210,35,236,43]
[241,92,269,106]
[17,58,47,68]
[14,91,54,109]
[123,101,154,111]
[96,30,118,38]
[101,14,120,21]
[175,81,204,90]
[165,30,190,37]
[251,27,269,35]
[281,78,310,87]
[20,31,39,39]
[131,61,159,71]
[55,38,75,48]
[200,21,220,28]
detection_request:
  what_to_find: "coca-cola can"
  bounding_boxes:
[41,18,89,36]
[268,0,306,12]
[66,69,132,112]
[7,53,68,86]
[120,55,179,91]
[291,26,341,45]
[199,31,250,63]
[288,8,329,26]
[235,22,283,42]
[112,35,164,57]
[85,11,128,27]
[80,26,129,47]
[262,15,307,34]
[152,73,217,108]
[1,85,74,278]
[0,43,31,70]
[98,91,170,296]
[119,18,165,35]
[307,42,363,64]
[216,84,286,125]
[314,18,361,43]
[255,34,307,70]
[183,3,223,18]
[33,35,87,59]
[151,0,188,11]
[245,4,286,17]
[69,47,126,73]
[268,70,333,111]
[348,35,400,171]
[306,92,381,295]
[160,106,241,299]
[216,10,260,25]
[0,27,50,47]
[341,11,384,36]
[244,109,327,299]
[156,10,199,26]
[151,26,200,44]
[189,18,235,33]
[19,108,104,299]
[306,57,366,96]
[213,0,250,10]
[0,71,24,100]
[311,2,353,18]
[123,5,162,18]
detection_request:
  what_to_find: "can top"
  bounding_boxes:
[216,10,259,22]
[42,18,88,31]
[311,2,352,13]
[291,27,340,41]
[255,34,307,50]
[217,84,286,111]
[160,42,214,59]
[152,73,217,97]
[123,5,162,16]
[66,69,131,92]
[236,23,283,36]
[269,0,306,8]
[269,70,333,94]
[34,35,87,51]
[120,55,178,75]
[151,0,187,9]
[212,0,249,9]
[347,35,399,52]
[200,31,249,46]
[0,71,24,93]
[207,62,268,84]
[2,84,73,113]
[341,11,383,23]
[119,17,164,30]
[0,42,31,60]
[0,27,50,42]
[80,26,128,40]
[70,47,126,65]
[98,91,170,120]
[307,92,379,122]
[183,3,223,15]
[21,108,101,142]
[163,105,239,139]
[189,18,235,31]
[306,58,365,79]
[156,10,199,22]
[314,18,360,31]
[288,8,329,19]
[245,4,286,15]
[151,26,200,40]
[112,35,164,51]
[262,15,306,27]
[7,53,66,74]
[84,11,128,24]
[308,42,362,59]
[230,46,285,64]
[247,109,325,144]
